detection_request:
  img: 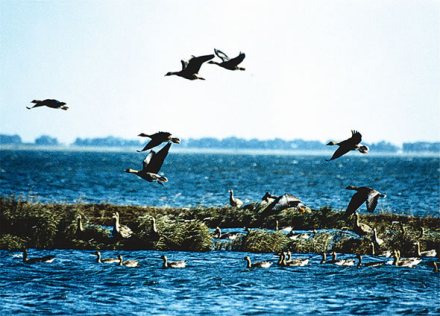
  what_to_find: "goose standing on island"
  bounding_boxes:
[344,186,386,218]
[229,189,243,208]
[244,256,272,268]
[165,54,215,80]
[125,143,172,184]
[137,132,180,152]
[22,248,55,264]
[112,212,133,239]
[118,255,139,268]
[208,49,246,71]
[353,212,373,236]
[326,130,369,161]
[161,255,186,268]
[27,99,68,110]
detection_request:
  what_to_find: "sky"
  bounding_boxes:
[1,0,439,145]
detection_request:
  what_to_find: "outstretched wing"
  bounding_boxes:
[142,151,156,170]
[145,142,172,174]
[214,48,230,62]
[186,54,215,74]
[366,191,382,212]
[181,60,188,70]
[344,191,366,217]
[328,145,351,161]
[224,52,245,67]
[349,130,362,145]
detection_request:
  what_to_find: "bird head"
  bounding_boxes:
[170,137,181,144]
[164,72,173,76]
[358,145,369,154]
[345,185,358,190]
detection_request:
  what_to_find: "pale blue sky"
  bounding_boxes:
[1,0,439,145]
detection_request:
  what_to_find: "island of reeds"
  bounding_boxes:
[0,196,438,257]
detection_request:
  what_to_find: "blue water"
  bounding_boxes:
[0,149,439,216]
[0,249,439,315]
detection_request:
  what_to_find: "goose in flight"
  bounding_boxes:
[125,143,172,184]
[27,99,68,110]
[137,132,180,152]
[208,49,246,71]
[326,130,369,161]
[344,186,386,218]
[165,54,214,80]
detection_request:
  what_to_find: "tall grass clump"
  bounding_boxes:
[240,230,290,253]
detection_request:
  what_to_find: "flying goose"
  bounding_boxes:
[344,186,386,218]
[137,132,180,152]
[326,130,369,161]
[112,212,133,239]
[228,189,243,208]
[165,54,215,80]
[95,251,119,264]
[27,99,68,110]
[356,254,386,268]
[208,49,246,71]
[125,143,172,184]
[353,212,373,236]
[161,255,186,268]
[415,241,437,257]
[392,250,421,268]
[118,255,139,268]
[244,256,272,268]
[22,248,55,264]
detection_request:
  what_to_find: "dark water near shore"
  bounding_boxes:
[0,249,439,315]
[0,149,439,216]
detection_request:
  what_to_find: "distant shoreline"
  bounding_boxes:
[1,144,440,157]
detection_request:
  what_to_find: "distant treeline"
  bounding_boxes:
[1,134,439,152]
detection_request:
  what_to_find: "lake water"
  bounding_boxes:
[0,149,439,216]
[0,249,439,315]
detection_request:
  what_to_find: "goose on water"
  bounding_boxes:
[125,143,172,184]
[165,54,214,80]
[282,251,309,267]
[95,251,119,264]
[27,99,68,110]
[326,130,369,161]
[22,248,55,264]
[161,255,186,268]
[392,250,421,268]
[112,212,133,239]
[137,132,180,152]
[356,254,386,268]
[244,256,272,268]
[322,251,355,266]
[229,189,243,208]
[118,255,139,268]
[344,186,386,218]
[208,49,246,71]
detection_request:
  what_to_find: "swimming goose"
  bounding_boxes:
[392,250,421,268]
[165,54,215,80]
[112,212,133,239]
[229,190,243,208]
[370,242,392,258]
[118,255,139,268]
[433,262,439,273]
[415,241,437,257]
[326,130,369,161]
[125,143,172,184]
[353,212,373,236]
[208,49,246,71]
[27,99,68,110]
[244,256,272,268]
[95,251,119,264]
[372,228,384,247]
[328,251,355,266]
[283,251,309,266]
[137,132,180,152]
[356,254,385,268]
[344,186,386,218]
[22,248,55,264]
[213,227,240,240]
[161,255,186,268]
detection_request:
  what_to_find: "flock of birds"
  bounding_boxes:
[23,48,438,273]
